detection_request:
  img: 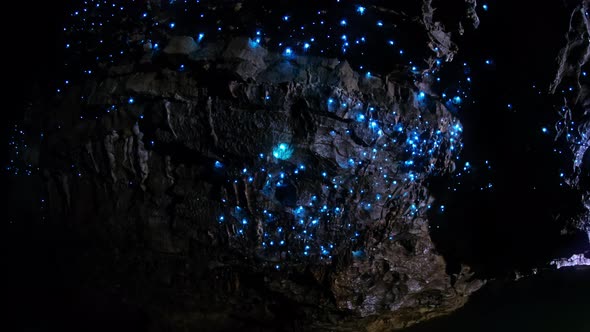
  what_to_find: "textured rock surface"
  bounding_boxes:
[40,32,484,330]
[550,0,590,257]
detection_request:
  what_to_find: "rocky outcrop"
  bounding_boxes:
[40,32,484,330]
[550,0,590,258]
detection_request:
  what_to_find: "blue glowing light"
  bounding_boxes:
[541,127,548,133]
[485,59,492,65]
[356,6,366,15]
[303,43,310,50]
[418,91,426,99]
[272,143,293,160]
[340,19,347,26]
[128,97,135,104]
[452,96,462,104]
[284,47,293,56]
[482,4,489,11]
[169,22,175,29]
[198,33,205,41]
[377,21,383,27]
[357,114,366,122]
[282,15,289,21]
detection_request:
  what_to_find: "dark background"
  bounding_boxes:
[4,1,590,331]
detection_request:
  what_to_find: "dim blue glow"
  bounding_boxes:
[541,127,548,133]
[377,21,383,27]
[169,22,175,28]
[482,4,488,11]
[418,91,426,99]
[284,47,293,56]
[128,97,135,104]
[356,6,366,15]
[340,19,347,26]
[352,250,364,257]
[356,114,366,122]
[282,15,289,21]
[198,33,205,41]
[452,96,462,104]
[485,59,492,65]
[303,43,310,50]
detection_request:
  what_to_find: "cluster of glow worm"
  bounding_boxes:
[4,0,514,263]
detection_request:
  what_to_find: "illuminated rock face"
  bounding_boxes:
[551,1,590,258]
[41,35,484,330]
